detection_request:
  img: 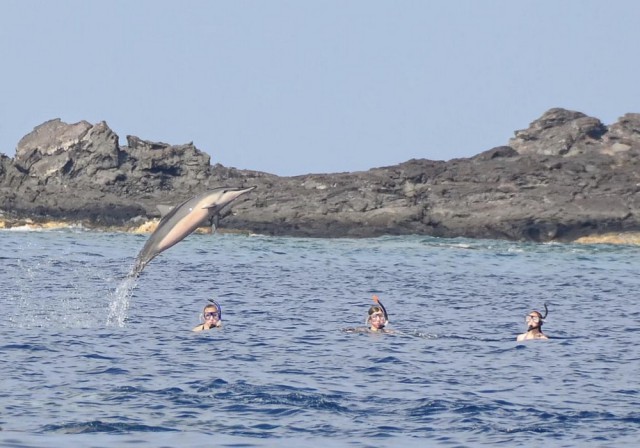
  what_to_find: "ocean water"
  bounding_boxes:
[1,229,639,447]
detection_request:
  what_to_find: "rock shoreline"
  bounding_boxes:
[1,108,640,243]
[3,218,640,246]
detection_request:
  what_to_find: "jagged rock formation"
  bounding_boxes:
[1,108,640,241]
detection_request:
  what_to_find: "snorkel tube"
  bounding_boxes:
[528,303,548,330]
[372,295,389,323]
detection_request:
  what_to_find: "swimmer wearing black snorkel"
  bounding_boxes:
[344,295,395,334]
[192,299,223,332]
[516,303,549,341]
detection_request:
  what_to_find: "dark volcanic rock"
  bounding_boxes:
[509,108,608,156]
[1,108,640,241]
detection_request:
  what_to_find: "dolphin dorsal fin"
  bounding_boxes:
[156,204,174,218]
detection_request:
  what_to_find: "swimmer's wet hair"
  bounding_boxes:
[368,305,384,315]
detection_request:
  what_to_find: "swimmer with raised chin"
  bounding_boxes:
[516,304,549,341]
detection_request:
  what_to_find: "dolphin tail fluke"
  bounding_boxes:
[127,258,147,279]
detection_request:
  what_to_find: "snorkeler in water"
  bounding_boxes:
[516,303,549,341]
[192,299,223,332]
[344,295,394,334]
[367,295,391,332]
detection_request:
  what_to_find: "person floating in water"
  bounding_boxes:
[516,304,549,341]
[192,299,223,332]
[344,295,394,334]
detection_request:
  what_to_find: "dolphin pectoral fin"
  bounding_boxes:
[209,213,220,234]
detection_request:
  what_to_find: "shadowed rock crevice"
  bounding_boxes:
[1,108,640,241]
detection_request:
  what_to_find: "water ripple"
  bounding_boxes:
[41,421,178,434]
[1,232,640,447]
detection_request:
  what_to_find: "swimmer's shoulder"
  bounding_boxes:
[516,332,549,341]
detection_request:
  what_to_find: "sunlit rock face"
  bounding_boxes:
[1,108,640,242]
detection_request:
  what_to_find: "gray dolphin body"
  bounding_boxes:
[131,186,256,276]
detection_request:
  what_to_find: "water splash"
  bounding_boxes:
[8,254,111,328]
[106,274,137,327]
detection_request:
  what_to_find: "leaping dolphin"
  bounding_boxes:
[130,186,256,277]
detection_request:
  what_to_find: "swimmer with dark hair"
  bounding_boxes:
[344,295,395,334]
[516,304,549,341]
[367,295,390,332]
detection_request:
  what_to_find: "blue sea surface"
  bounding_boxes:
[1,230,639,447]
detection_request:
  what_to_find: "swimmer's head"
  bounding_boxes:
[525,304,548,329]
[202,299,222,326]
[367,305,387,329]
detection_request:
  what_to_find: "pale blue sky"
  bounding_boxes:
[1,0,639,176]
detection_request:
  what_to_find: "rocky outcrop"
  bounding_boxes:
[1,109,640,242]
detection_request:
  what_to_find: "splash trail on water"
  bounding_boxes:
[106,274,137,327]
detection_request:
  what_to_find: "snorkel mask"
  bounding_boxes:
[527,303,548,328]
[205,298,222,320]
